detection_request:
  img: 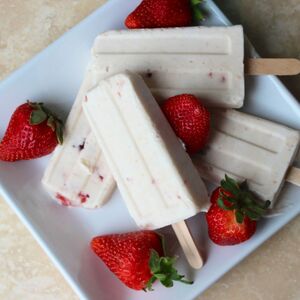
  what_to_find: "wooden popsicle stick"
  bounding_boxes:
[245,58,300,76]
[286,166,300,186]
[172,221,203,269]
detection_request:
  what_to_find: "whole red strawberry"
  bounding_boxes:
[206,175,270,246]
[125,0,205,29]
[161,94,210,154]
[91,230,192,291]
[0,101,63,161]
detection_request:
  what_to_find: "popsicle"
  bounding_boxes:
[91,26,300,105]
[83,72,209,268]
[90,26,245,108]
[192,109,300,206]
[42,68,115,208]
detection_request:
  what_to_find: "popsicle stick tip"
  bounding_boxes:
[245,58,300,76]
[172,221,204,269]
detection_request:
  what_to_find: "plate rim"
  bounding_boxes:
[0,1,299,299]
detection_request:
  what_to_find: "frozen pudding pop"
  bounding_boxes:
[42,69,115,208]
[192,109,300,207]
[83,72,209,269]
[91,26,299,108]
[91,26,245,108]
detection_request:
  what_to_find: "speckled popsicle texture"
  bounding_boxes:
[0,1,299,299]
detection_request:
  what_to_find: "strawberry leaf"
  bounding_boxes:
[247,204,268,215]
[30,110,47,125]
[225,174,240,189]
[155,274,167,281]
[191,0,202,4]
[149,249,160,273]
[161,278,173,288]
[146,250,193,291]
[145,276,156,292]
[47,116,56,131]
[218,175,270,223]
[191,0,205,22]
[235,210,244,224]
[157,232,167,256]
[244,196,253,205]
[28,101,64,144]
[193,8,205,22]
[55,121,64,145]
[244,209,261,221]
[221,175,240,196]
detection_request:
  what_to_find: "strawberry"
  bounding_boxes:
[91,230,192,291]
[161,94,210,154]
[125,0,205,29]
[206,175,270,246]
[0,101,63,161]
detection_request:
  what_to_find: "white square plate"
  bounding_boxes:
[0,1,300,299]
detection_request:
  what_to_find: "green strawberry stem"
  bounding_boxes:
[190,0,205,23]
[217,175,271,224]
[145,249,193,291]
[28,101,64,144]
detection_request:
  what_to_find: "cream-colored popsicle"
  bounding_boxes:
[42,68,115,208]
[83,72,209,229]
[91,26,244,108]
[192,109,300,206]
